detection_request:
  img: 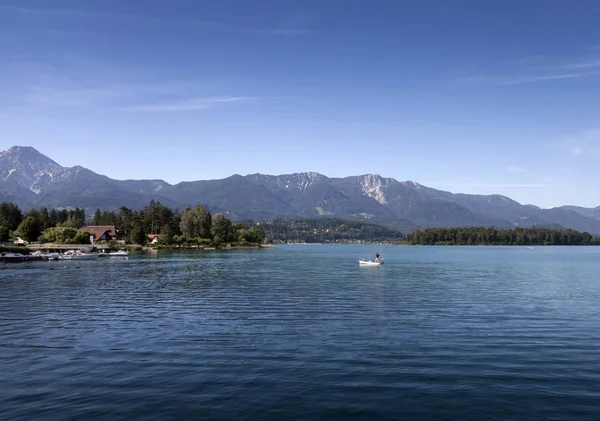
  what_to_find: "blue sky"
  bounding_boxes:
[1,0,599,208]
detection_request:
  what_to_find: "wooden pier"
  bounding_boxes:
[27,244,115,252]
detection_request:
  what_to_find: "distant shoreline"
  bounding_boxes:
[274,242,598,246]
[14,242,600,254]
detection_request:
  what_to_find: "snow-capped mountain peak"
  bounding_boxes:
[0,145,64,194]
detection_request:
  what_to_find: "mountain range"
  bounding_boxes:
[2,146,600,234]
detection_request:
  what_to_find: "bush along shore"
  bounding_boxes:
[0,201,265,249]
[406,227,600,246]
[0,245,32,254]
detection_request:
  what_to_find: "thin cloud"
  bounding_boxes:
[427,182,552,189]
[571,145,584,155]
[23,86,119,107]
[565,129,600,156]
[0,5,308,36]
[469,183,551,188]
[459,72,600,86]
[21,84,184,109]
[516,55,548,66]
[123,96,252,112]
[567,59,600,70]
[249,28,309,36]
[462,51,600,86]
[508,166,526,173]
[498,71,600,86]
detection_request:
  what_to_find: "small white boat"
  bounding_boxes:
[31,251,60,261]
[108,249,129,257]
[359,259,383,267]
[2,252,27,263]
[60,251,99,260]
[60,246,99,261]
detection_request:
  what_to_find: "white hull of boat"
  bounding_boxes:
[60,253,99,261]
[108,250,130,257]
[32,251,60,261]
[2,253,27,263]
[359,260,383,267]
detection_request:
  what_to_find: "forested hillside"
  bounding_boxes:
[262,218,404,243]
[407,227,599,246]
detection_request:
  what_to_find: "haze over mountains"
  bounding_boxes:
[2,146,600,234]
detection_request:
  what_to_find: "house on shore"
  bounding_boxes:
[12,237,27,246]
[147,234,162,245]
[79,225,125,244]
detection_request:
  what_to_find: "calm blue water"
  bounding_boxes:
[1,245,600,420]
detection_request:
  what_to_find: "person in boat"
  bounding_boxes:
[375,252,380,262]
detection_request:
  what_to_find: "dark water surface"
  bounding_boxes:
[2,245,600,420]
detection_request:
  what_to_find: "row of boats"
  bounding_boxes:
[56,248,130,260]
[1,247,130,263]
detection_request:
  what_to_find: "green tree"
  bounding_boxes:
[232,223,246,243]
[179,205,212,239]
[58,209,69,225]
[72,208,86,228]
[0,202,23,230]
[49,208,59,227]
[72,230,92,244]
[141,201,173,234]
[92,209,118,226]
[244,225,266,244]
[211,213,233,243]
[17,216,41,242]
[117,206,135,236]
[61,208,86,228]
[41,227,79,243]
[0,225,10,242]
[38,207,50,230]
[130,223,147,245]
[93,209,102,225]
[160,224,174,246]
[26,208,40,220]
[172,235,185,247]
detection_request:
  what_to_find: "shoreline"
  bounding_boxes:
[10,243,599,255]
[22,243,275,252]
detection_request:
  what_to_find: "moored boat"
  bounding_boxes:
[1,252,27,263]
[60,251,99,261]
[31,251,60,261]
[108,249,129,257]
[60,246,99,261]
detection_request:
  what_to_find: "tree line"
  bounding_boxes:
[6,201,597,247]
[406,227,600,246]
[261,217,404,243]
[0,202,86,243]
[0,201,265,246]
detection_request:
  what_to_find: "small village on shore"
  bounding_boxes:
[1,222,272,263]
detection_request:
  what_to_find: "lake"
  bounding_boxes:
[1,245,600,420]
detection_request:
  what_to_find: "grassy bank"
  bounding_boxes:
[0,246,32,254]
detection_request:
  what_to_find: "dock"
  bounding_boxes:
[27,244,116,253]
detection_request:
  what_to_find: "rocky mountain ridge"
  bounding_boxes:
[1,146,599,234]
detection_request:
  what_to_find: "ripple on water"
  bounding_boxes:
[1,246,600,420]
